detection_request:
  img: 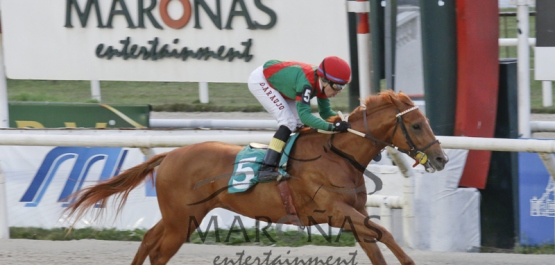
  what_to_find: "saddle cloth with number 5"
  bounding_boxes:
[228,133,300,193]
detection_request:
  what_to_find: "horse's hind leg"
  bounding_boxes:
[147,210,208,265]
[131,221,165,265]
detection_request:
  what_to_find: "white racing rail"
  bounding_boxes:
[1,131,555,152]
[2,130,555,244]
[149,119,555,133]
[150,119,278,130]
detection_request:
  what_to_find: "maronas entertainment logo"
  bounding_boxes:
[63,0,270,62]
[64,0,277,30]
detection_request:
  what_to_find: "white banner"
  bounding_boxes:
[0,145,256,230]
[2,146,158,229]
[0,0,350,82]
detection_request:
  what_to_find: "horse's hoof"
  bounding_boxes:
[403,257,416,265]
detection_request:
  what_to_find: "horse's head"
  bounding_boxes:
[352,91,448,172]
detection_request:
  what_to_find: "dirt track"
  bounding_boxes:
[0,239,554,265]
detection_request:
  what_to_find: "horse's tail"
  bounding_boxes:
[64,152,168,225]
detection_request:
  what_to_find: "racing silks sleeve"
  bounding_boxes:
[317,97,337,121]
[296,85,333,131]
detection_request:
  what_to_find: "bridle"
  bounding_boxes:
[328,105,440,168]
[362,106,439,165]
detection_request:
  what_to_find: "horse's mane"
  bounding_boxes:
[298,90,414,134]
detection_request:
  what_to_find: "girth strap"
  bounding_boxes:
[277,180,305,228]
[327,136,383,195]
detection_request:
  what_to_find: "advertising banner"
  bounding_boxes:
[8,103,150,128]
[518,152,555,245]
[0,0,350,82]
[1,146,160,229]
[0,146,284,230]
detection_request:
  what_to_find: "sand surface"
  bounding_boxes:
[1,239,554,265]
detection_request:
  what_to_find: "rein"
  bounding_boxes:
[326,135,383,195]
[326,106,439,168]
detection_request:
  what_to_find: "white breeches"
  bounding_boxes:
[248,66,301,131]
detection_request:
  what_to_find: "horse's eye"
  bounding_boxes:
[412,124,421,130]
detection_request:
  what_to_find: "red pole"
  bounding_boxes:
[455,0,499,189]
[356,0,372,100]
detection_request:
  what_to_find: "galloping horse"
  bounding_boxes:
[65,91,448,265]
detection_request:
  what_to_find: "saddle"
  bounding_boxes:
[228,134,304,228]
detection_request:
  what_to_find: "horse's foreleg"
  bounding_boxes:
[365,219,414,265]
[131,221,164,265]
[355,206,414,265]
[331,205,414,265]
[357,240,388,265]
[350,207,387,264]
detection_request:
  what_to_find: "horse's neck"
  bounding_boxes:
[293,108,394,167]
[329,131,382,167]
[331,111,394,166]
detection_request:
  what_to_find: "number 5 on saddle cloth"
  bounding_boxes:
[228,133,300,193]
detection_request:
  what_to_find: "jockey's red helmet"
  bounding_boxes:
[317,56,351,85]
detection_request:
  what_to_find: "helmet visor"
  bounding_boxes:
[322,78,346,91]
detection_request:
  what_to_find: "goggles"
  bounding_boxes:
[322,78,346,91]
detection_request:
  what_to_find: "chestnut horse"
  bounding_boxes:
[65,91,448,265]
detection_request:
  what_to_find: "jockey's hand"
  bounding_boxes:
[332,121,351,132]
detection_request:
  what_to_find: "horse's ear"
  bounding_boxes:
[387,94,396,104]
[396,91,414,105]
[388,94,403,108]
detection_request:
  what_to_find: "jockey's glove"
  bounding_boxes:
[332,121,351,132]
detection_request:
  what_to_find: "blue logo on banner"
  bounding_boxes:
[20,147,128,207]
[518,152,555,245]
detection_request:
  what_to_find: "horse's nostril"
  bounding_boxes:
[437,156,449,164]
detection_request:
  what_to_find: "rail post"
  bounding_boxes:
[516,0,531,137]
[356,0,372,100]
[387,146,415,248]
[0,166,9,239]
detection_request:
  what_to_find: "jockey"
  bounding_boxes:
[248,56,352,182]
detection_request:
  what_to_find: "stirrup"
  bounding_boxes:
[258,166,281,182]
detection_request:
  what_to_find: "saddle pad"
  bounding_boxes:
[228,133,299,193]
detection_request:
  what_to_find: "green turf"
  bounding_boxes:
[6,79,355,113]
[9,227,357,247]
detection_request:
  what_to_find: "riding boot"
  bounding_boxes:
[258,125,292,182]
